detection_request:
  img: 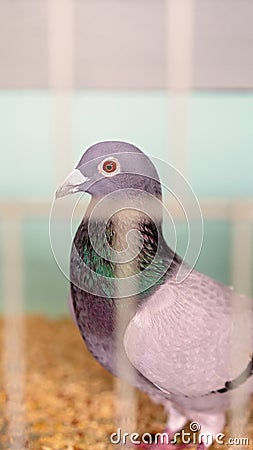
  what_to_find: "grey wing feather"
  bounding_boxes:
[123,270,253,397]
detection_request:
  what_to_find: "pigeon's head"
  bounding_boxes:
[55,141,162,199]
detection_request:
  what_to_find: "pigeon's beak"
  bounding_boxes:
[55,169,90,199]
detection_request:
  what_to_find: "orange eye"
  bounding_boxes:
[102,159,117,173]
[98,157,120,177]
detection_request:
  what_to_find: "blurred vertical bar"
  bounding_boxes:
[3,214,26,449]
[229,216,253,439]
[114,212,138,446]
[232,220,252,297]
[166,0,194,178]
[114,298,138,448]
[48,0,75,186]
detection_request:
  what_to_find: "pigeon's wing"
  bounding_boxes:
[123,271,253,397]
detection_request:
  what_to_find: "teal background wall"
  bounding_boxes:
[0,90,252,315]
[1,90,253,199]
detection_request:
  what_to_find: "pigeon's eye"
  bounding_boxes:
[103,160,116,173]
[99,157,120,177]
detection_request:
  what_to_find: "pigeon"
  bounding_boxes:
[56,141,253,449]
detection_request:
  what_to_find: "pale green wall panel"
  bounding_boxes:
[23,219,69,316]
[1,90,253,199]
[72,90,169,164]
[194,221,232,285]
[0,91,54,198]
[164,221,232,286]
[189,92,253,197]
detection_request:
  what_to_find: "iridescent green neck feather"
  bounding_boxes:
[71,207,180,300]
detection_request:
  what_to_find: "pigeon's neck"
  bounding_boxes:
[71,198,179,300]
